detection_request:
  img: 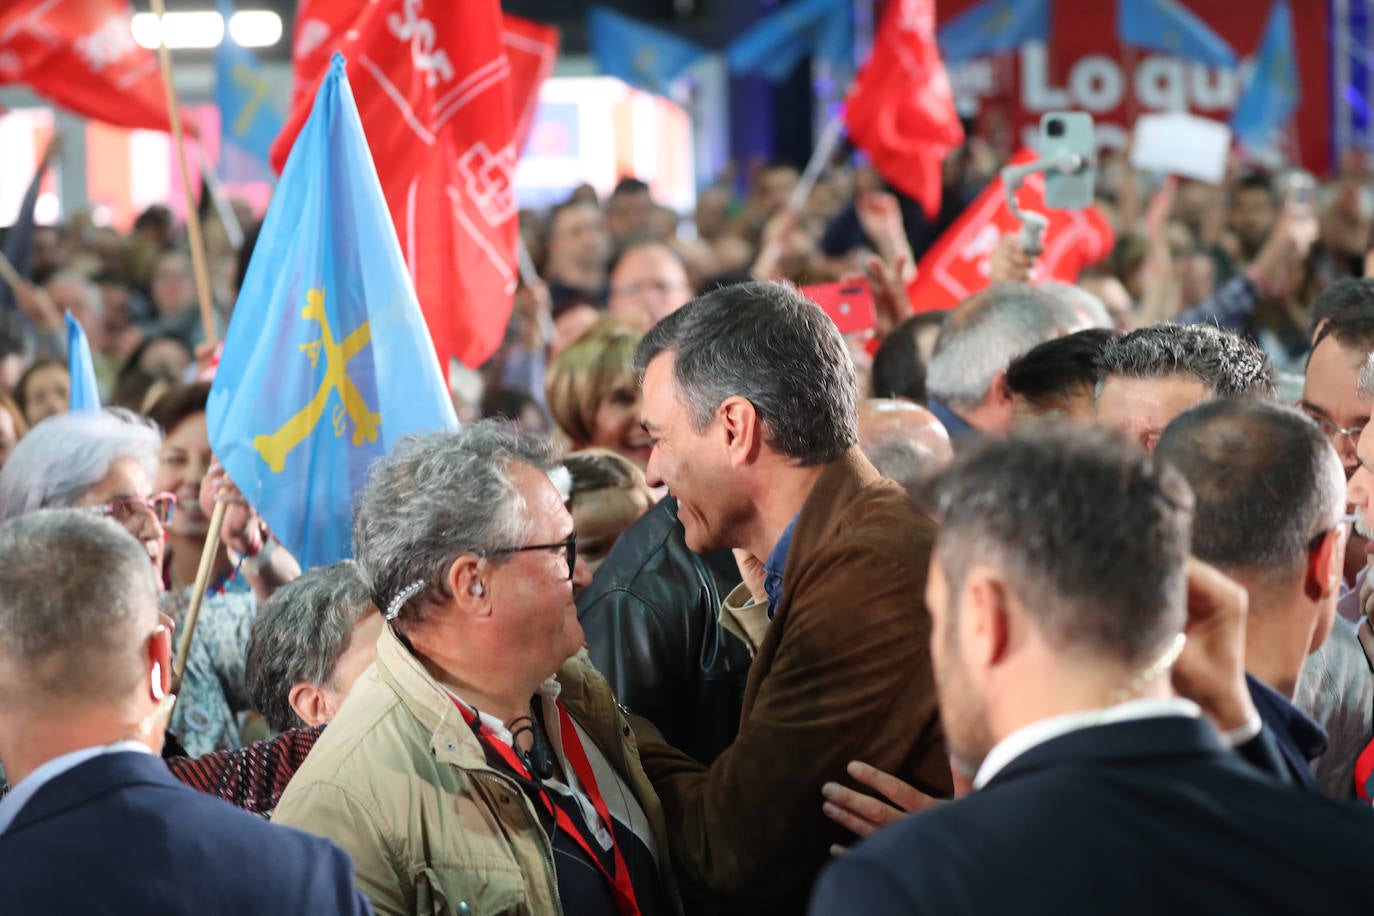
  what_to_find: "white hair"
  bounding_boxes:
[926,283,1062,409]
[1360,353,1374,402]
[1038,281,1114,332]
[0,409,161,520]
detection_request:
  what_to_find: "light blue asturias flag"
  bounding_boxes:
[587,6,709,95]
[1116,0,1238,68]
[937,0,1050,64]
[214,0,284,169]
[65,311,101,411]
[207,53,458,570]
[726,0,853,83]
[1231,0,1299,150]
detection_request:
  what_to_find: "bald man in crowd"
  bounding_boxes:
[857,398,953,490]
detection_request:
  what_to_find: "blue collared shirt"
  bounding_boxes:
[763,512,800,618]
[926,396,975,440]
[0,741,152,836]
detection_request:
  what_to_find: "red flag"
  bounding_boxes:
[286,0,365,112]
[274,0,521,370]
[0,0,187,134]
[281,3,555,162]
[500,15,558,155]
[906,149,1116,313]
[844,0,964,219]
[275,3,557,369]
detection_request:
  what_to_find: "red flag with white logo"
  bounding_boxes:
[845,0,964,219]
[906,148,1115,313]
[274,0,521,370]
[0,0,187,134]
[282,2,555,160]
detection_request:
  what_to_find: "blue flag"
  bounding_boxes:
[587,6,708,95]
[207,53,458,570]
[1231,0,1299,150]
[1116,0,1237,68]
[65,311,101,412]
[726,0,853,83]
[214,0,284,170]
[937,0,1050,64]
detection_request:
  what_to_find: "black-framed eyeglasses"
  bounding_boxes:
[485,533,577,581]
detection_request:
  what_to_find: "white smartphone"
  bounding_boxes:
[1040,111,1096,210]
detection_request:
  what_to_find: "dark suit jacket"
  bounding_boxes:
[639,449,950,915]
[810,716,1374,915]
[579,496,750,765]
[0,750,372,915]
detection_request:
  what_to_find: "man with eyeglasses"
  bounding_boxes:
[1299,285,1374,611]
[273,423,680,916]
[607,241,694,332]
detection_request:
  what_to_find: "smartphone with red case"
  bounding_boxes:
[801,280,878,335]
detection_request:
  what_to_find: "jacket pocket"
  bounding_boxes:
[413,865,530,916]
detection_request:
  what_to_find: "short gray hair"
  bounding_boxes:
[1359,353,1374,400]
[245,561,375,732]
[0,510,158,709]
[0,409,161,520]
[634,280,858,466]
[1038,281,1113,331]
[926,283,1062,409]
[862,438,942,492]
[46,270,103,316]
[353,421,562,626]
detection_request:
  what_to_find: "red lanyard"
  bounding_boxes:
[449,695,642,916]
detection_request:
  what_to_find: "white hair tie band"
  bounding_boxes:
[384,579,426,621]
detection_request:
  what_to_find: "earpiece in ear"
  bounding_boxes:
[470,582,484,597]
[150,662,165,700]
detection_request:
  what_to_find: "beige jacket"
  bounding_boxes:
[273,625,678,916]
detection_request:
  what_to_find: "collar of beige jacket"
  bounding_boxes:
[374,624,616,772]
[374,623,495,770]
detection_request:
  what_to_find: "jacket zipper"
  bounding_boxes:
[472,770,564,916]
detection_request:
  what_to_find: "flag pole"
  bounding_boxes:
[170,502,227,701]
[788,113,846,212]
[148,0,219,350]
[148,0,228,710]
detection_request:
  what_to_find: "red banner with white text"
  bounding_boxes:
[936,0,1330,174]
[907,148,1115,313]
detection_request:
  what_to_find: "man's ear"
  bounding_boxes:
[289,682,333,728]
[719,396,762,468]
[1305,526,1348,601]
[960,566,1012,671]
[148,623,172,701]
[445,554,489,617]
[985,370,1014,409]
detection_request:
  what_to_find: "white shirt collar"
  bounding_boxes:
[441,676,561,748]
[0,740,153,836]
[973,698,1201,790]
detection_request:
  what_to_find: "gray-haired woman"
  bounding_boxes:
[0,408,172,572]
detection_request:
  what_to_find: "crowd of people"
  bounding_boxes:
[2,127,1374,914]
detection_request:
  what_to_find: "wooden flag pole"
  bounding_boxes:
[170,501,227,699]
[148,0,219,349]
[147,0,226,710]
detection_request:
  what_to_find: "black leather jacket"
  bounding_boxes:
[577,497,749,765]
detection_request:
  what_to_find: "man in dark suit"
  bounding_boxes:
[0,511,371,915]
[811,426,1374,915]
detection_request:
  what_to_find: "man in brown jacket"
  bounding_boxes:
[634,281,950,914]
